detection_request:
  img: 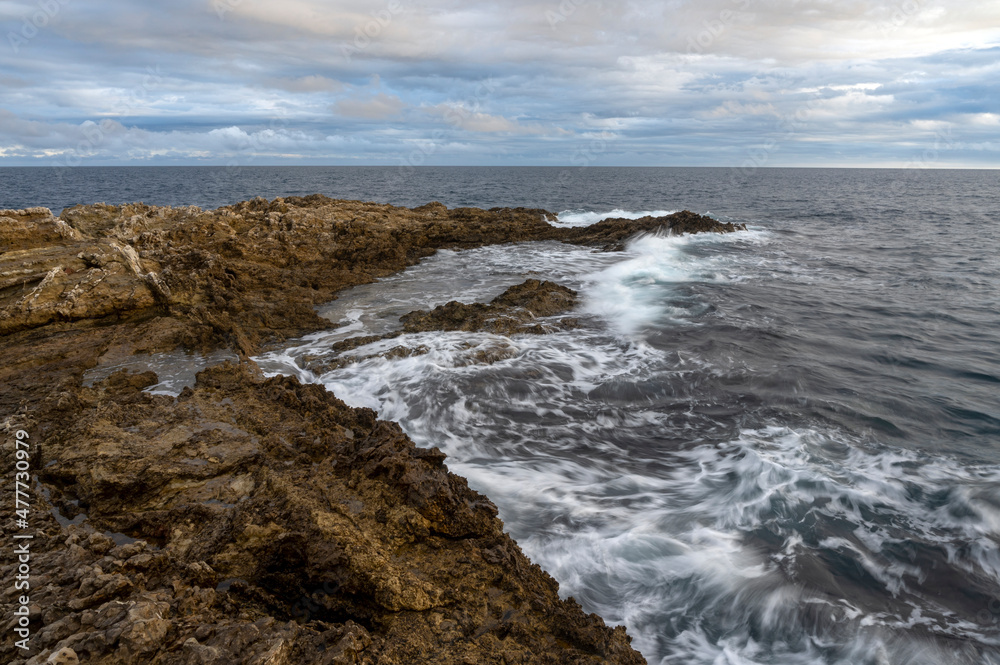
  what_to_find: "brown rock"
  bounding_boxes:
[0,207,81,252]
[315,279,579,372]
[0,195,746,665]
[562,209,747,251]
[46,648,80,665]
[399,279,578,336]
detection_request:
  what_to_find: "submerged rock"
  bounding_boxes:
[0,195,743,663]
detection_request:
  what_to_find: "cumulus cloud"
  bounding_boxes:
[963,113,1000,126]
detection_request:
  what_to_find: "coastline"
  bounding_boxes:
[1,196,742,664]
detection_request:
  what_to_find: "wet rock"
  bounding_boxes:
[313,279,580,372]
[330,333,402,354]
[562,209,747,251]
[400,279,578,335]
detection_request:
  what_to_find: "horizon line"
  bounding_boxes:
[1,164,998,170]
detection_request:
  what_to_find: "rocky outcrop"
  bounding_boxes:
[0,207,82,253]
[1,363,642,664]
[561,209,747,251]
[0,195,744,664]
[304,280,579,375]
[1,196,564,356]
[1,197,737,351]
[400,279,578,336]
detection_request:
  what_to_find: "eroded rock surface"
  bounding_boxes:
[304,279,579,375]
[561,209,747,251]
[399,279,578,336]
[2,364,642,664]
[0,196,743,663]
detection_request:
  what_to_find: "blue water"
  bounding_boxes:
[6,166,1000,664]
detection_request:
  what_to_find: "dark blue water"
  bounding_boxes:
[7,166,1000,664]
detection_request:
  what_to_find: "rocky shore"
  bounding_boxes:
[0,196,744,664]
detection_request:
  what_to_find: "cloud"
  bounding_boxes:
[0,0,996,166]
[265,75,344,93]
[704,101,779,119]
[425,104,547,134]
[963,113,1000,126]
[333,92,405,119]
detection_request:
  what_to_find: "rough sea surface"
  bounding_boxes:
[8,166,1000,664]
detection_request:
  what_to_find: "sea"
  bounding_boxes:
[4,166,999,665]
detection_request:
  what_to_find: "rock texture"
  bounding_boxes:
[561,209,747,252]
[1,195,743,664]
[2,364,640,664]
[304,279,579,375]
[399,279,578,336]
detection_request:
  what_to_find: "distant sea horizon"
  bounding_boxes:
[1,164,996,215]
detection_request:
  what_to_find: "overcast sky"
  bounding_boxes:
[1,0,998,167]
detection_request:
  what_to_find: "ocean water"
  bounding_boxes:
[7,166,1000,664]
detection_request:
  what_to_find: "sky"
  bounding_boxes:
[0,0,998,168]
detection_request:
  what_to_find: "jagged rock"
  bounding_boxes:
[562,209,747,251]
[46,647,79,664]
[0,362,646,664]
[0,195,744,664]
[310,279,579,373]
[400,279,578,335]
[0,207,81,252]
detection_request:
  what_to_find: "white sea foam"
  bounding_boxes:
[262,324,1000,663]
[253,214,1000,664]
[556,208,678,227]
[579,227,770,335]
